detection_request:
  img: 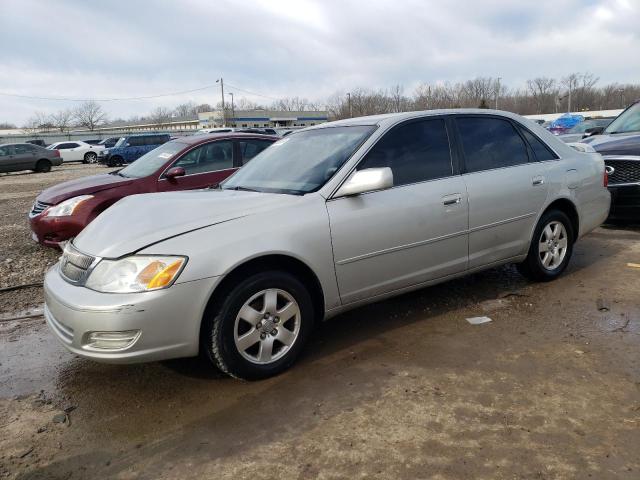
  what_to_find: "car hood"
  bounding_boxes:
[37,173,135,205]
[582,132,640,156]
[73,189,301,258]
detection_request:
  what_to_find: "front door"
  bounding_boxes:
[327,117,469,304]
[157,140,238,192]
[455,116,550,268]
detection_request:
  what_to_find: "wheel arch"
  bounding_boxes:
[200,254,326,337]
[543,197,580,240]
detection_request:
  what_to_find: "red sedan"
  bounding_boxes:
[29,133,277,248]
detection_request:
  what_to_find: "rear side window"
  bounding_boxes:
[128,137,145,147]
[240,139,273,165]
[14,144,36,154]
[357,118,452,186]
[520,128,557,161]
[457,117,529,173]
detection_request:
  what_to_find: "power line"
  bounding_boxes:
[0,81,282,103]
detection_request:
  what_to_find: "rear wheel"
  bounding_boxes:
[202,271,315,380]
[84,152,97,164]
[34,159,51,173]
[517,210,574,281]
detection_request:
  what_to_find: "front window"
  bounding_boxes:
[605,102,640,134]
[222,125,376,195]
[118,141,186,178]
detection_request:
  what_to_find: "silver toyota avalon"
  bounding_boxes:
[44,110,610,379]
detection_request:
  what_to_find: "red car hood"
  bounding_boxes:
[37,173,136,204]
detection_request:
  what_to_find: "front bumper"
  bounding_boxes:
[29,213,87,248]
[607,184,640,221]
[44,265,219,363]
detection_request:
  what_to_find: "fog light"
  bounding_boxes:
[84,330,141,350]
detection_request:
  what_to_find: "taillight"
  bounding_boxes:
[603,169,608,187]
[52,150,60,157]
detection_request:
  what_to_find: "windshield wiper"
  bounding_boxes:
[225,186,260,192]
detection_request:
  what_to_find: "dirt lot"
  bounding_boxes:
[1,165,639,479]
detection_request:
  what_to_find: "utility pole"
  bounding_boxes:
[216,78,225,126]
[228,92,235,126]
[347,92,352,118]
[495,77,501,109]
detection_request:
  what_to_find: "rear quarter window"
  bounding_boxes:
[520,128,558,161]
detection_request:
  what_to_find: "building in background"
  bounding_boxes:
[198,110,329,129]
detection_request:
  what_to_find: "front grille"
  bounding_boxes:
[59,243,96,283]
[29,200,51,217]
[604,158,640,186]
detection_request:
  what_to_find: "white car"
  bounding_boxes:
[46,141,105,163]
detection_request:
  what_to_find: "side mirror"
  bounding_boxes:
[165,166,186,180]
[335,167,393,198]
[583,126,604,138]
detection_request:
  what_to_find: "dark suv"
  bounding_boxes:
[582,100,640,221]
[98,133,170,166]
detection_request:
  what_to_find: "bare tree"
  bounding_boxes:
[0,122,16,129]
[23,111,53,133]
[73,101,107,131]
[174,101,197,118]
[148,106,173,125]
[50,109,74,132]
[527,77,557,114]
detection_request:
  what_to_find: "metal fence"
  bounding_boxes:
[0,128,199,145]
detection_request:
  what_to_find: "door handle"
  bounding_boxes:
[442,194,462,206]
[532,176,545,186]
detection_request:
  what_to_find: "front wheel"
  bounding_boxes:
[202,271,315,380]
[517,210,574,282]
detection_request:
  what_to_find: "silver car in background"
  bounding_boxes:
[43,109,610,379]
[0,143,63,173]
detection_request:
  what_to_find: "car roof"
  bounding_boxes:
[174,132,280,146]
[125,133,170,137]
[307,108,532,129]
[0,142,41,147]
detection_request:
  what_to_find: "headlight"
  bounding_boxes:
[85,255,186,293]
[46,195,94,217]
[99,149,108,156]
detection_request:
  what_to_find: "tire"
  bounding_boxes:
[202,271,315,380]
[35,159,51,173]
[84,152,97,164]
[107,156,123,167]
[517,209,574,282]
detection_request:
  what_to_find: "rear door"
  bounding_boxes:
[157,140,237,191]
[455,115,550,268]
[327,117,469,304]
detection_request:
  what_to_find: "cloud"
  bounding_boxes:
[0,0,638,124]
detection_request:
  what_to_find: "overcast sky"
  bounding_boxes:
[1,0,638,125]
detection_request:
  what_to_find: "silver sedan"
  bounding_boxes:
[44,109,610,379]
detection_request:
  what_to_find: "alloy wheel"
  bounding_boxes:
[233,288,301,365]
[538,221,568,270]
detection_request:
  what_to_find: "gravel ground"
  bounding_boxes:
[0,165,639,479]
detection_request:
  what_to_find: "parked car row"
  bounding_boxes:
[35,109,611,379]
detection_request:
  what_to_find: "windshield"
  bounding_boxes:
[605,102,640,134]
[115,137,128,147]
[118,141,186,178]
[222,125,376,194]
